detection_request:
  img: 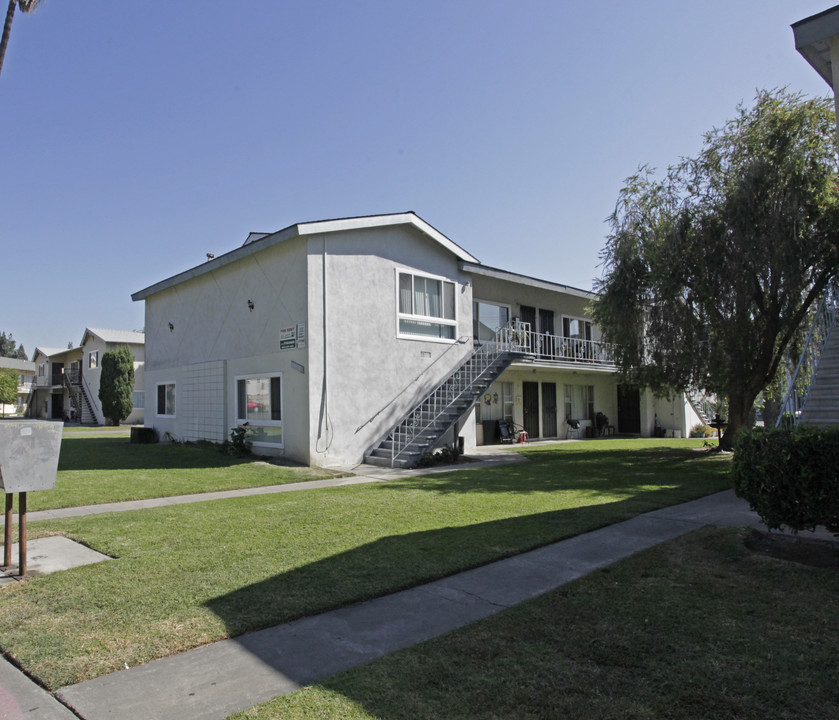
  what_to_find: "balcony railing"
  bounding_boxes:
[509,329,616,366]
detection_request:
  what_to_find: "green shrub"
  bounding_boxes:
[689,423,714,438]
[732,426,839,535]
[223,423,254,456]
[415,443,462,468]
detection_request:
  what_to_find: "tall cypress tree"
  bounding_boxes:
[98,345,135,426]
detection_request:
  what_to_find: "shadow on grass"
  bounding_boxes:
[57,437,252,472]
[205,485,718,698]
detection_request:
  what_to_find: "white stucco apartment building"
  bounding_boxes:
[0,356,37,417]
[133,213,701,467]
[31,328,145,424]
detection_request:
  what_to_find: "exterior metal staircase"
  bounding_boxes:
[777,281,839,427]
[365,325,529,468]
[686,387,715,426]
[63,373,100,424]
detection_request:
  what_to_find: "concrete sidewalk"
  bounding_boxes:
[38,490,774,720]
[14,447,528,524]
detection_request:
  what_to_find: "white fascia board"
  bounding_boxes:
[34,347,67,359]
[296,213,479,264]
[132,212,478,301]
[792,6,839,86]
[461,262,596,300]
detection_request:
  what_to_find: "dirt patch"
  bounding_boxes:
[744,529,839,568]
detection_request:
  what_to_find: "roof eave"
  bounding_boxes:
[461,261,596,300]
[132,212,478,301]
[792,5,839,87]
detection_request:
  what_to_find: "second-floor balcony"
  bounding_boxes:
[483,324,617,369]
[520,330,616,366]
[36,368,82,388]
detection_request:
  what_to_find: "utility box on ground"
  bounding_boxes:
[0,420,62,493]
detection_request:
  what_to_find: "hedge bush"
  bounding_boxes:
[732,425,839,535]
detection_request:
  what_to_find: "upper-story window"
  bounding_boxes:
[562,317,592,341]
[397,271,456,340]
[473,301,510,342]
[88,351,99,369]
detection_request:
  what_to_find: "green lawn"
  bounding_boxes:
[19,437,341,511]
[0,439,731,689]
[233,527,838,720]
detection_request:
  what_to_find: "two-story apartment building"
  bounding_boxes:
[31,328,145,424]
[0,356,37,417]
[133,213,700,467]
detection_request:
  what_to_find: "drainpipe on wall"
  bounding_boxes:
[316,235,333,453]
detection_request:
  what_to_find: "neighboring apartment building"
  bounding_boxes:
[0,356,37,417]
[133,212,701,467]
[31,328,145,424]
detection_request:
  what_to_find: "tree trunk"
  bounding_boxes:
[719,388,756,451]
[0,0,17,79]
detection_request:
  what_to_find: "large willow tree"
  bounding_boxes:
[592,90,839,449]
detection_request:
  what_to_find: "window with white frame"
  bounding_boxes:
[156,382,176,417]
[473,301,510,342]
[398,271,457,340]
[235,374,283,446]
[502,381,514,422]
[88,351,99,369]
[565,384,594,421]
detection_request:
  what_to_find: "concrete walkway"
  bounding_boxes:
[2,481,787,720]
[56,491,773,720]
[3,445,833,720]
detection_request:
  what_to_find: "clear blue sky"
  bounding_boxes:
[1,0,833,357]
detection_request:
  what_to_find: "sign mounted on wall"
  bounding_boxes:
[280,324,306,351]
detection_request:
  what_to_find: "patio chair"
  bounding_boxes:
[497,420,514,444]
[595,412,609,436]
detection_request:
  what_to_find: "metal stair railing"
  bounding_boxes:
[686,387,715,426]
[389,323,529,465]
[776,280,839,427]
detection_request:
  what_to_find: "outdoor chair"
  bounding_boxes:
[595,411,611,436]
[497,420,514,443]
[498,419,527,444]
[566,418,581,439]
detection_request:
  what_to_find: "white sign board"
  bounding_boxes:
[280,326,297,350]
[0,421,62,493]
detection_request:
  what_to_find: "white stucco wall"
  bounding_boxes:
[470,273,600,339]
[142,237,310,459]
[81,337,145,425]
[305,226,474,467]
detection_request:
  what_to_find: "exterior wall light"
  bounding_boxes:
[247,300,255,311]
[168,322,174,332]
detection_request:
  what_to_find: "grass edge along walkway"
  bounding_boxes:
[229,523,839,720]
[54,490,762,720]
[2,440,730,691]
